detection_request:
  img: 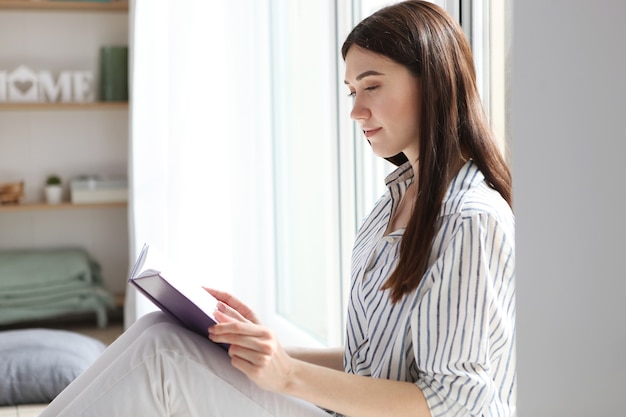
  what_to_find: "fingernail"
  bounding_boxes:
[216,302,226,312]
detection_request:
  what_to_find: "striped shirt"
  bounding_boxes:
[344,160,516,417]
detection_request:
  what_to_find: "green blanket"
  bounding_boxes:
[0,248,103,289]
[0,248,114,327]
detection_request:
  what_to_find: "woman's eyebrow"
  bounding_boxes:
[344,70,385,84]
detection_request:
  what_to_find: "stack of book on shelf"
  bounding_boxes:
[70,177,127,204]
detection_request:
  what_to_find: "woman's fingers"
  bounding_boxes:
[204,288,246,312]
[203,287,234,304]
[215,301,248,323]
[203,287,260,324]
[209,311,274,350]
[210,311,266,338]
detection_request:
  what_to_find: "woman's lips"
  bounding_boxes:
[363,128,381,138]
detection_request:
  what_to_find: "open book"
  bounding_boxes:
[128,244,227,348]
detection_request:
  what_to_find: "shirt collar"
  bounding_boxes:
[383,160,486,216]
[384,161,414,189]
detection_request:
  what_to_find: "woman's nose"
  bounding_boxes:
[350,96,370,121]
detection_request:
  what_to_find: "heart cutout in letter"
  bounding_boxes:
[13,80,34,95]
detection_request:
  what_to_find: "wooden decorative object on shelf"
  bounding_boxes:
[0,65,95,103]
[0,181,24,205]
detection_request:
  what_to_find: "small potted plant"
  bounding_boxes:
[44,174,63,204]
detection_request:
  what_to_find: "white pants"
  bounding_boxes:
[40,312,331,417]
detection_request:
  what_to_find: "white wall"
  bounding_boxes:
[512,1,626,415]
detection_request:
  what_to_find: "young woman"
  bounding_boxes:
[41,2,515,416]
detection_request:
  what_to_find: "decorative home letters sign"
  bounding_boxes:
[0,65,94,103]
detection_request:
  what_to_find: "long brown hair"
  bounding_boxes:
[342,1,512,303]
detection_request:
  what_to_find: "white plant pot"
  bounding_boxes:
[45,185,63,204]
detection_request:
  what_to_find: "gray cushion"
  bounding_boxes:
[0,328,106,406]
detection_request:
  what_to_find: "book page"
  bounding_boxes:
[163,272,218,321]
[133,243,166,279]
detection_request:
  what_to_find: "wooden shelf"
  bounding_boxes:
[0,1,128,11]
[0,102,128,110]
[0,201,127,212]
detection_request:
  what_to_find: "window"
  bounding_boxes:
[269,0,345,346]
[454,0,512,156]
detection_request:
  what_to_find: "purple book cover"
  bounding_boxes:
[128,244,228,350]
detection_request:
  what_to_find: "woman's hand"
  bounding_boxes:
[205,289,295,394]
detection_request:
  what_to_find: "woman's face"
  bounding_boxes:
[344,45,422,163]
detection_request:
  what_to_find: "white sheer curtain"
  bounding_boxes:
[125,0,272,325]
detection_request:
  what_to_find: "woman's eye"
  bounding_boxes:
[347,86,378,97]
